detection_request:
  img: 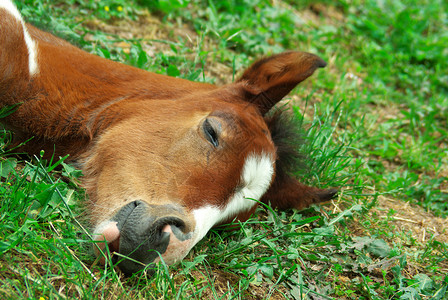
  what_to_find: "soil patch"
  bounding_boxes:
[374,195,448,244]
[80,11,234,84]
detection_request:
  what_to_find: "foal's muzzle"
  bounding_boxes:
[102,200,194,275]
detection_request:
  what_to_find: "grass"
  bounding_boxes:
[1,0,447,298]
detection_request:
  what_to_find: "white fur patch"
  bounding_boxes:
[190,153,275,246]
[0,0,39,76]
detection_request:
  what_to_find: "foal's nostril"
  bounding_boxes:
[154,217,186,233]
[152,216,187,243]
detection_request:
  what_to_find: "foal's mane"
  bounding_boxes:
[265,109,308,182]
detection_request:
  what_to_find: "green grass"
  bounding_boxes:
[1,0,447,299]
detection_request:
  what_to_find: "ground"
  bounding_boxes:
[1,0,447,299]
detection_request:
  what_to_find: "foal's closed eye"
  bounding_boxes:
[203,118,220,147]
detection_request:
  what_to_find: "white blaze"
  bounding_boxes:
[0,0,39,76]
[190,153,275,246]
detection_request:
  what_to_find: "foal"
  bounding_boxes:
[0,0,336,274]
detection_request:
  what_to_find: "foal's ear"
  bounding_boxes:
[237,51,326,115]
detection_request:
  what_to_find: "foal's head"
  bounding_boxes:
[84,51,326,275]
